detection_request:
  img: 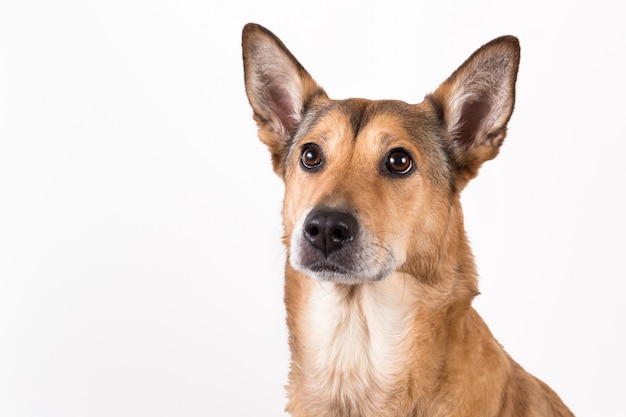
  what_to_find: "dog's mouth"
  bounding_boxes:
[309,262,351,275]
[293,256,395,285]
[301,261,383,285]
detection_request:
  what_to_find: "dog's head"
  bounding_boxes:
[242,23,519,285]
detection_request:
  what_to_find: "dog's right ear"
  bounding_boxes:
[242,23,328,176]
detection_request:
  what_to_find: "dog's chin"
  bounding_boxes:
[291,260,395,285]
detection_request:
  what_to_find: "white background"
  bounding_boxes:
[1,1,624,416]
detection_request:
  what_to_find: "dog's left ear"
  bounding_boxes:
[428,36,520,184]
[242,23,328,176]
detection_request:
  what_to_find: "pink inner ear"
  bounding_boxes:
[266,82,299,134]
[457,95,491,147]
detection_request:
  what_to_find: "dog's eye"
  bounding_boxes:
[301,144,323,169]
[385,149,414,175]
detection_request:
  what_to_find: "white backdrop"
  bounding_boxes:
[1,1,624,416]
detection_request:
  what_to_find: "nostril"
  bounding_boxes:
[306,225,320,237]
[331,226,350,242]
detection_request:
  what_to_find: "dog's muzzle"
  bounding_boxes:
[290,208,396,284]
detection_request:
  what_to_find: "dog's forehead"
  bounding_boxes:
[295,99,428,143]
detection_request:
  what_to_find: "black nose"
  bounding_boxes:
[303,209,358,256]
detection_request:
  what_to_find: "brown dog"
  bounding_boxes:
[242,23,574,417]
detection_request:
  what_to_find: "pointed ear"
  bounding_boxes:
[428,36,520,184]
[242,23,328,176]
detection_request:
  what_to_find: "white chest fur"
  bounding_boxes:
[301,275,418,413]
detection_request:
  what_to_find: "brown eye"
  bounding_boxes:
[385,149,414,175]
[301,144,323,169]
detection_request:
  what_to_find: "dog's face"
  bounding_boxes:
[243,24,519,285]
[282,99,454,284]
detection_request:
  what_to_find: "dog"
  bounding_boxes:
[242,23,574,417]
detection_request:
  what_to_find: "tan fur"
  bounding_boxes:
[242,23,574,417]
